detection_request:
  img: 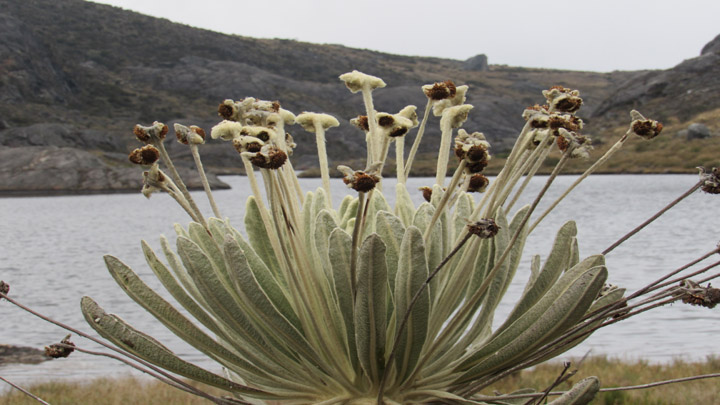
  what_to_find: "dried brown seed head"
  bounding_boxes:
[128,145,160,165]
[419,186,433,202]
[423,80,457,100]
[0,280,9,297]
[44,335,75,359]
[389,126,409,137]
[467,174,489,193]
[466,159,489,174]
[338,164,381,193]
[133,125,150,143]
[352,172,380,192]
[158,124,168,139]
[249,146,287,170]
[631,120,663,139]
[218,103,234,119]
[556,134,571,152]
[378,115,395,127]
[351,115,370,132]
[698,167,720,194]
[467,218,500,239]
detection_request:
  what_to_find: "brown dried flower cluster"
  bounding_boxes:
[698,167,720,194]
[419,186,433,202]
[544,86,583,113]
[467,218,500,239]
[631,120,663,140]
[44,334,75,359]
[423,80,457,100]
[0,280,9,297]
[128,145,160,165]
[249,146,287,170]
[679,280,720,309]
[133,122,168,143]
[176,125,206,145]
[338,164,381,193]
[467,174,490,193]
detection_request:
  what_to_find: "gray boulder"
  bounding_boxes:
[464,54,489,71]
[686,123,711,139]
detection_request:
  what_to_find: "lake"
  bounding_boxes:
[1,174,718,385]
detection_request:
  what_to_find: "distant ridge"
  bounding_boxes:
[1,0,718,193]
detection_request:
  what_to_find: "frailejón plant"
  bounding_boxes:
[68,71,719,405]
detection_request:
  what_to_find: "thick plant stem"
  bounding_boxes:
[504,135,555,212]
[362,87,380,163]
[404,99,433,179]
[315,126,332,201]
[435,123,454,187]
[424,160,467,243]
[396,137,406,184]
[377,232,475,403]
[603,179,704,255]
[189,144,222,218]
[155,141,206,227]
[349,192,367,298]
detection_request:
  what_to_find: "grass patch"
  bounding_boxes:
[2,356,718,404]
[482,355,720,405]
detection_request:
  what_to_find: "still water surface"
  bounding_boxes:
[1,174,718,384]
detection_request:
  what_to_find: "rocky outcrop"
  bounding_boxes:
[701,33,720,55]
[464,54,489,71]
[0,146,229,195]
[0,123,128,152]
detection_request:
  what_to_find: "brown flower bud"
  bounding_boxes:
[128,145,160,165]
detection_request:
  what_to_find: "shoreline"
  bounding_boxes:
[0,172,700,198]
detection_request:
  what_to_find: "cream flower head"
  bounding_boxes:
[433,85,469,116]
[210,120,243,141]
[440,104,473,129]
[296,112,341,133]
[339,70,386,93]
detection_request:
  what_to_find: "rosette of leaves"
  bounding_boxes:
[82,183,612,404]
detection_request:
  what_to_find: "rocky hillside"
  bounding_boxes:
[1,0,718,194]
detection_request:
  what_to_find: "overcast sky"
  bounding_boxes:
[89,0,719,72]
